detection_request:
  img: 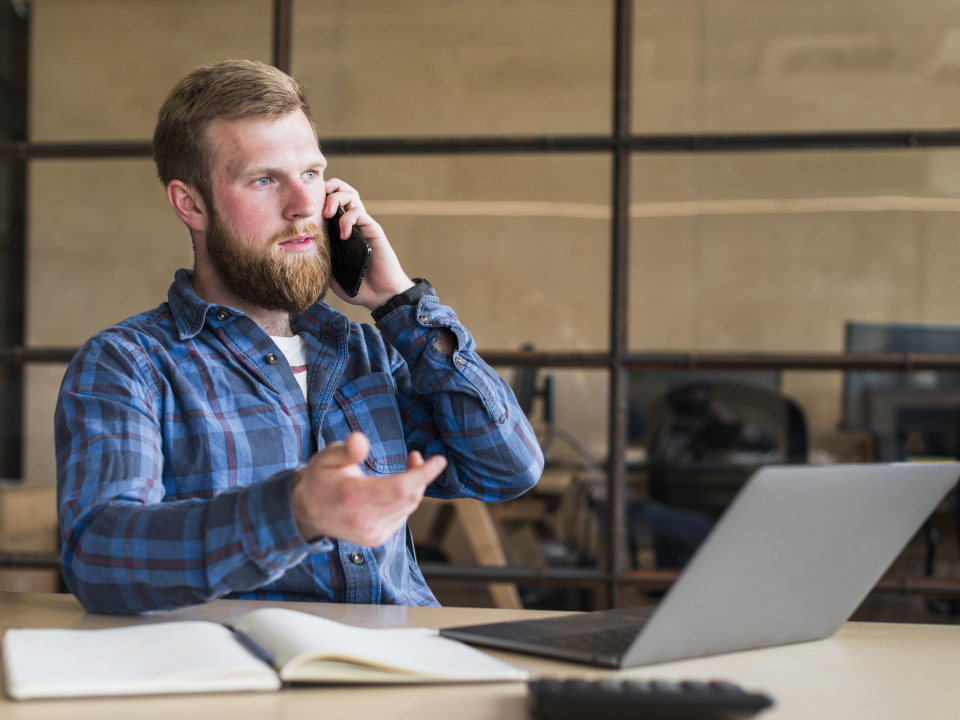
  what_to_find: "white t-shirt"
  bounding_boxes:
[270,334,308,400]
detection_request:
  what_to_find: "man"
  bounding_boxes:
[55,60,542,614]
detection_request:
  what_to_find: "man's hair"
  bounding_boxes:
[153,59,315,208]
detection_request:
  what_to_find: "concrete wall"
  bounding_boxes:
[23,0,960,482]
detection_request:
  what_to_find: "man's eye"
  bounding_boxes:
[254,177,271,186]
[304,170,319,180]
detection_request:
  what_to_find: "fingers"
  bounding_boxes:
[314,432,370,468]
[378,455,446,505]
[321,189,374,240]
[294,445,449,547]
[311,437,443,498]
[320,455,440,546]
[406,450,425,470]
[345,431,370,460]
[339,206,365,239]
[407,453,447,483]
[322,179,365,223]
[324,177,356,198]
[359,453,446,508]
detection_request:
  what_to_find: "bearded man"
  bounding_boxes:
[55,60,542,614]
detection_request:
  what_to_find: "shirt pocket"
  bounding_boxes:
[331,372,408,475]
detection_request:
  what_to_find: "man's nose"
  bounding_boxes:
[283,180,318,221]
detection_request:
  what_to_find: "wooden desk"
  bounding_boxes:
[1,593,959,720]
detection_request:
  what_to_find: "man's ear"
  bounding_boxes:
[166,180,209,232]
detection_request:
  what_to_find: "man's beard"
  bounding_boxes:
[205,207,331,316]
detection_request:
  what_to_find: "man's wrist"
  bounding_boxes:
[366,278,415,311]
[290,469,326,542]
[371,278,436,322]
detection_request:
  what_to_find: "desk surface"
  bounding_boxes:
[1,592,958,720]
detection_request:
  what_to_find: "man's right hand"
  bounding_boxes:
[290,432,447,547]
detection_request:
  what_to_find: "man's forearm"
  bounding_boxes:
[61,470,315,614]
[378,298,544,501]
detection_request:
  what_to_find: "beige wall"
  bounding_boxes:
[30,0,272,142]
[291,0,612,136]
[23,0,960,482]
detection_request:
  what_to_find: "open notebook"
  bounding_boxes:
[2,607,528,700]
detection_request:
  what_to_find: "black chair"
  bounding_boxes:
[645,381,808,520]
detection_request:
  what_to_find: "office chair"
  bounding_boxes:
[645,381,808,519]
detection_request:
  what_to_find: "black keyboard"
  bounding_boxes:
[525,626,644,656]
[529,678,774,720]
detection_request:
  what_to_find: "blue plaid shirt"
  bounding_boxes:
[55,270,542,614]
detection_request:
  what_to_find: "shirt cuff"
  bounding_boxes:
[376,298,506,422]
[235,468,334,572]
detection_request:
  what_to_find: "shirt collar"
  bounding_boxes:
[167,268,350,340]
[292,297,350,336]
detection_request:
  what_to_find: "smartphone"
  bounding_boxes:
[325,201,372,298]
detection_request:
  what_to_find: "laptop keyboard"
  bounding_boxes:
[525,626,644,656]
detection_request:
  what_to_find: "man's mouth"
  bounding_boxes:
[280,234,312,244]
[277,233,315,251]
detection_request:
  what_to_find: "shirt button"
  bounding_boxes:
[349,552,365,565]
[216,310,229,321]
[419,314,430,325]
[454,356,465,366]
[265,353,279,365]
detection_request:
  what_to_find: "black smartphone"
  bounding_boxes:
[325,201,372,298]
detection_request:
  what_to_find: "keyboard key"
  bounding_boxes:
[650,679,682,693]
[709,680,745,695]
[621,679,650,693]
[525,626,643,655]
[595,679,623,693]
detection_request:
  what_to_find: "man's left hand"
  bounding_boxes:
[323,178,414,311]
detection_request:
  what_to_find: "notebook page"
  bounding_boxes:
[3,621,280,700]
[234,608,527,682]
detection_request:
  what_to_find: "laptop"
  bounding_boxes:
[440,463,959,668]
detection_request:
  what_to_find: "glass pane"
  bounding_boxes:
[292,0,612,137]
[491,367,609,467]
[323,154,611,351]
[629,148,960,458]
[630,149,960,355]
[781,371,848,464]
[634,0,960,133]
[22,363,65,484]
[26,159,192,347]
[31,0,271,141]
[632,0,700,134]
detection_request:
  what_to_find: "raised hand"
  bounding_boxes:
[290,432,447,547]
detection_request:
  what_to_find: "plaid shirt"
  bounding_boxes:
[55,269,542,614]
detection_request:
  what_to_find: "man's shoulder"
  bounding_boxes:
[60,303,178,398]
[81,302,178,357]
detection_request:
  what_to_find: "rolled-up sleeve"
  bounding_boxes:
[376,297,544,501]
[55,335,329,614]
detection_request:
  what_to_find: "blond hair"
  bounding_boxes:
[153,60,315,207]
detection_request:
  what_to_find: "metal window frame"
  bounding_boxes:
[4,0,960,603]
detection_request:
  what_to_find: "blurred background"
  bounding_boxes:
[3,0,960,619]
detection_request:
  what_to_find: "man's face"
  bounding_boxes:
[203,110,330,315]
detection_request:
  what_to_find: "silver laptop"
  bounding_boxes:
[441,463,959,667]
